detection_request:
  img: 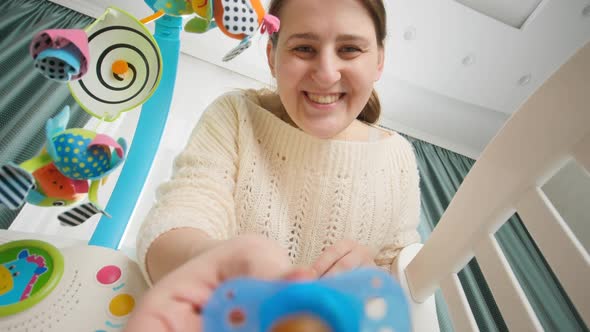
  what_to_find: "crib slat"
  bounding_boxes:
[406,43,590,304]
[516,187,590,325]
[573,133,590,174]
[475,234,543,331]
[440,274,479,332]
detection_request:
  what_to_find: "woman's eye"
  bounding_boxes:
[293,46,314,53]
[340,46,362,53]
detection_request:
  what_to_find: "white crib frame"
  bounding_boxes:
[395,42,590,331]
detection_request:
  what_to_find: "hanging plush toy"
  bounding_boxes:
[150,0,194,16]
[184,0,280,61]
[15,7,162,227]
[29,29,90,82]
[68,7,163,122]
[0,106,127,227]
[30,7,163,121]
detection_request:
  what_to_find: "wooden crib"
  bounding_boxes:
[394,42,590,331]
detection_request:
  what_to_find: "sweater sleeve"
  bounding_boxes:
[136,93,240,277]
[374,139,422,269]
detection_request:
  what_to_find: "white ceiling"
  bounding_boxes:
[52,0,590,158]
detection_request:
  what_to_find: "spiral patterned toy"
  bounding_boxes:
[68,7,162,121]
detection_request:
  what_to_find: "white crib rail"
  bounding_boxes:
[516,188,589,321]
[439,274,478,332]
[405,41,590,331]
[474,234,543,331]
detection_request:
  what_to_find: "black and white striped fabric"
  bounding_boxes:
[0,164,34,210]
[58,202,102,226]
[223,38,252,62]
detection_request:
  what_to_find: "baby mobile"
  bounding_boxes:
[149,0,280,61]
[0,0,279,227]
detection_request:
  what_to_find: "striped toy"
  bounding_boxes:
[0,106,127,226]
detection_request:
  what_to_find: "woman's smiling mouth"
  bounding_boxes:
[304,92,346,106]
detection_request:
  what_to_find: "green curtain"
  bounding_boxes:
[409,136,588,331]
[0,0,93,229]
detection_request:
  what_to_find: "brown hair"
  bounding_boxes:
[267,0,387,123]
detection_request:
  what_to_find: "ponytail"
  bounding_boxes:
[358,89,381,123]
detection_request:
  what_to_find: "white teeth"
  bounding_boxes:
[307,93,341,104]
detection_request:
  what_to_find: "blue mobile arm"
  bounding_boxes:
[88,14,182,248]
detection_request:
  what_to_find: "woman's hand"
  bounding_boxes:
[312,239,377,277]
[125,234,315,332]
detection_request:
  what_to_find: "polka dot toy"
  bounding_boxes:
[30,29,90,82]
[0,106,127,226]
[186,0,280,61]
[152,0,194,16]
[34,53,77,82]
[214,0,265,40]
[45,124,125,184]
[19,7,165,227]
[51,131,114,180]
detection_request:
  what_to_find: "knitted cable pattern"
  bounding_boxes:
[137,91,421,281]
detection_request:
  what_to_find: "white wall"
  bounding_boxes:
[119,54,267,249]
[376,78,508,159]
[10,54,267,251]
[542,160,590,253]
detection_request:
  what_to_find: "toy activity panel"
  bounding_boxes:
[0,239,147,332]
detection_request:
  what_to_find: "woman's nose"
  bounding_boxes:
[310,51,341,87]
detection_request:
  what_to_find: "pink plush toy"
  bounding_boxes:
[30,29,90,81]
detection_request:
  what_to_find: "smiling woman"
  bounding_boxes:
[266,0,386,139]
[128,0,422,331]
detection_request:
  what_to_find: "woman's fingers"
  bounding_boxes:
[126,235,296,332]
[126,291,204,332]
[283,266,318,281]
[324,250,361,276]
[323,249,376,276]
[312,239,377,277]
[216,234,293,281]
[312,240,355,276]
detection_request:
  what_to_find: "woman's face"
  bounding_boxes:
[267,0,384,139]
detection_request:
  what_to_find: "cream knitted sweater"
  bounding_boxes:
[137,91,421,275]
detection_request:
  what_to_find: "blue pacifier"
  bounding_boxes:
[202,268,411,332]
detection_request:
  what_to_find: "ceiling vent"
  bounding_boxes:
[454,0,543,28]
